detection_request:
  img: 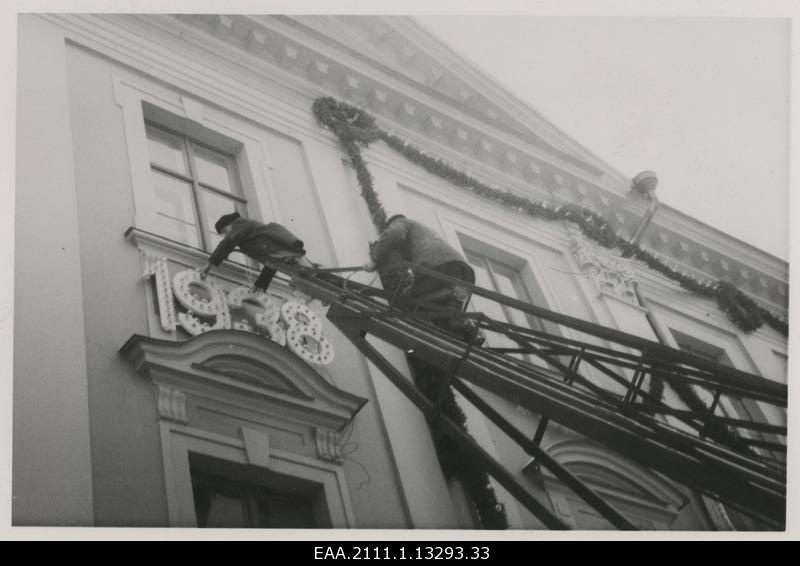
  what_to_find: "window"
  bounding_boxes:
[190,453,321,528]
[673,335,752,422]
[465,251,546,358]
[672,332,784,465]
[541,440,689,530]
[121,331,362,528]
[145,122,247,262]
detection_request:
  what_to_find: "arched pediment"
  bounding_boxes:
[543,439,689,513]
[120,330,366,431]
[194,354,312,400]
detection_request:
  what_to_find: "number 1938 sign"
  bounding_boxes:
[144,256,334,365]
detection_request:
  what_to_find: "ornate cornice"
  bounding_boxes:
[570,231,638,305]
[54,14,785,317]
[641,216,787,311]
[314,428,344,464]
[155,384,188,423]
[167,14,619,192]
[156,15,786,312]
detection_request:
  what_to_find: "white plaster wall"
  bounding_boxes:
[13,15,95,525]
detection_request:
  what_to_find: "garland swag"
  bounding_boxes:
[407,356,509,529]
[312,97,787,337]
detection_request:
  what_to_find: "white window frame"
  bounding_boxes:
[112,74,285,237]
[160,421,353,528]
[145,121,247,252]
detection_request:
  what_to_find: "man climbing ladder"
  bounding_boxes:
[364,214,484,345]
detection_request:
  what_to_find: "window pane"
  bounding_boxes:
[253,488,317,528]
[193,143,233,192]
[151,169,199,247]
[192,470,317,528]
[492,269,532,328]
[192,476,248,528]
[756,400,786,428]
[466,256,518,350]
[146,125,188,175]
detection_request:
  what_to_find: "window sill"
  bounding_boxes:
[124,226,291,288]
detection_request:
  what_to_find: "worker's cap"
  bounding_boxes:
[386,214,406,225]
[215,211,241,234]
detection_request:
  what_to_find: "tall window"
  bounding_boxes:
[191,471,317,528]
[145,122,246,258]
[672,334,783,454]
[672,334,782,530]
[465,251,546,358]
[189,454,322,528]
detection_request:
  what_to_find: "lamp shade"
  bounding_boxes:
[632,170,659,194]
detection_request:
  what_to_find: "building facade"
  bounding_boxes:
[14,14,788,530]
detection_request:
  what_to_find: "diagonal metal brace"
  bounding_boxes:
[342,325,570,530]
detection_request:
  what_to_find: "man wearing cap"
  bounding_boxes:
[364,214,483,344]
[199,212,309,292]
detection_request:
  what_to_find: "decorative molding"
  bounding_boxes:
[308,59,330,82]
[242,427,271,468]
[569,232,637,304]
[427,67,444,86]
[398,101,416,122]
[51,14,786,311]
[341,73,360,96]
[501,151,518,171]
[522,161,542,182]
[644,219,787,310]
[423,114,443,135]
[245,28,266,54]
[159,421,358,527]
[314,428,344,463]
[180,95,206,124]
[57,14,791,305]
[156,384,188,423]
[279,43,299,66]
[120,330,368,432]
[211,15,233,39]
[370,87,388,108]
[542,438,689,521]
[449,127,469,148]
[166,14,614,185]
[399,45,416,66]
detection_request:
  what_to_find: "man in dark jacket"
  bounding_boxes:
[364,214,483,344]
[199,212,309,292]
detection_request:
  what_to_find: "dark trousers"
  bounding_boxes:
[253,255,306,291]
[409,262,474,334]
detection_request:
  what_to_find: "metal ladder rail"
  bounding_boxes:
[262,260,785,525]
[324,299,784,527]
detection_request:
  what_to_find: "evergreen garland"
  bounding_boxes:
[408,356,509,529]
[313,96,784,527]
[367,238,509,528]
[312,97,787,336]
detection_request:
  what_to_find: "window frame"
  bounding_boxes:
[112,74,286,255]
[671,332,785,465]
[464,250,547,334]
[189,454,325,528]
[145,120,247,252]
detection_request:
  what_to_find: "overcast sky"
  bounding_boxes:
[416,16,789,261]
